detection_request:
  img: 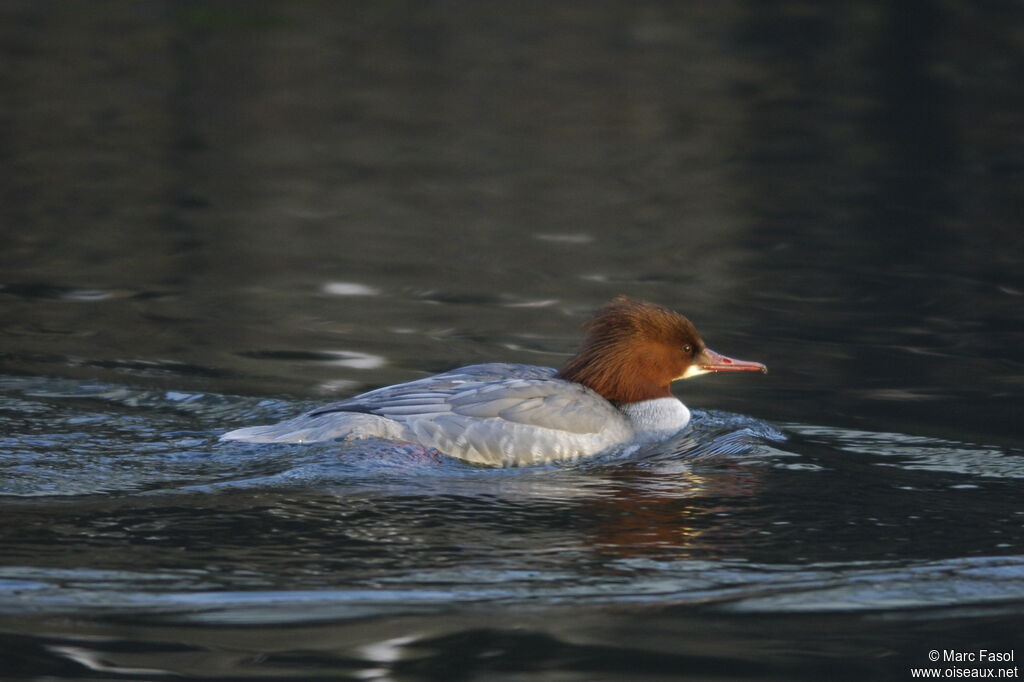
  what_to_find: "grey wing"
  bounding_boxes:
[319,364,630,464]
[223,363,633,466]
[222,364,539,443]
[307,363,560,417]
[330,371,632,466]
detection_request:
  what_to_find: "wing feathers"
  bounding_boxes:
[224,364,633,465]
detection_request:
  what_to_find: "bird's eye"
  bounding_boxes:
[683,344,693,354]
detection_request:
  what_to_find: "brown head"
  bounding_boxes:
[556,296,766,403]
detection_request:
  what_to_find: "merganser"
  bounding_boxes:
[222,297,766,467]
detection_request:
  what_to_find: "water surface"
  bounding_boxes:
[1,1,1022,680]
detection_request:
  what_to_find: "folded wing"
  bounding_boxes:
[223,363,633,466]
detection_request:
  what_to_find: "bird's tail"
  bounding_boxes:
[221,412,405,444]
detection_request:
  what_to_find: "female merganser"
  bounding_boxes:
[222,297,766,467]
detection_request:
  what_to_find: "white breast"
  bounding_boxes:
[618,398,691,435]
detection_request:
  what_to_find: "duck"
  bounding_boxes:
[221,296,767,467]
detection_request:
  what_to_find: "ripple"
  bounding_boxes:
[501,298,560,308]
[323,350,387,369]
[787,423,1024,479]
[317,378,360,394]
[238,349,386,369]
[79,357,230,379]
[0,282,158,302]
[5,554,1024,623]
[718,556,1024,614]
[533,233,593,244]
[3,374,1023,631]
[322,281,379,296]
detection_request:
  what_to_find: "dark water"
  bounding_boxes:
[2,1,1023,680]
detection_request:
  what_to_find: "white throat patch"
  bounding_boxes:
[619,398,691,434]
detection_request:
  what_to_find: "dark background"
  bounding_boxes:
[1,1,1022,679]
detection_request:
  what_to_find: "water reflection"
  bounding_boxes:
[1,371,1023,681]
[322,282,380,297]
[789,423,1024,479]
[3,374,1022,615]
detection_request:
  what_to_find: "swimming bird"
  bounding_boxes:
[222,297,767,466]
